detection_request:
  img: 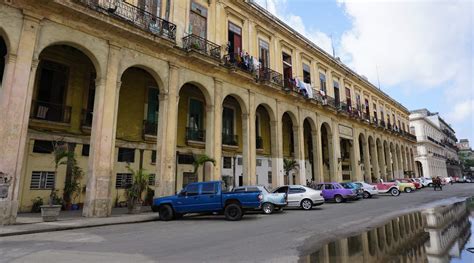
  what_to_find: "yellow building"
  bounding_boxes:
[0,0,417,224]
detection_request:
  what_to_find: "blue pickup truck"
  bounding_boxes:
[152,181,263,221]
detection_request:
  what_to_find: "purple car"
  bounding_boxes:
[314,182,357,203]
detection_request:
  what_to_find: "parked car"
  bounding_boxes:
[389,179,416,193]
[152,181,262,221]
[354,181,379,198]
[402,178,422,189]
[340,182,363,200]
[314,182,357,203]
[372,179,400,196]
[273,185,324,210]
[419,177,433,187]
[233,185,287,214]
[411,178,424,187]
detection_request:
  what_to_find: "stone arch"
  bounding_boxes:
[179,81,213,107]
[0,32,7,86]
[0,27,11,54]
[255,103,276,122]
[118,63,166,95]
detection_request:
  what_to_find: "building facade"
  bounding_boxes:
[409,109,462,179]
[0,0,417,224]
[457,139,474,177]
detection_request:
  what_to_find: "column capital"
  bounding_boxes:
[206,105,214,112]
[169,62,180,70]
[242,113,250,120]
[22,10,43,23]
[214,78,223,85]
[108,41,122,50]
[30,58,39,69]
[6,54,17,63]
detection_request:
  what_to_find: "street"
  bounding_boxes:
[1,184,473,263]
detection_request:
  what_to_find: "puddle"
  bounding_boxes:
[299,198,474,262]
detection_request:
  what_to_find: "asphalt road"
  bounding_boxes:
[1,184,473,263]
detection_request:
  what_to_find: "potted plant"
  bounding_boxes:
[126,166,149,214]
[40,141,71,222]
[31,197,43,213]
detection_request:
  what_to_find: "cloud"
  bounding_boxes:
[253,0,333,54]
[447,99,474,123]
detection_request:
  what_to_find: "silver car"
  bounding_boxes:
[273,185,324,210]
[233,185,287,214]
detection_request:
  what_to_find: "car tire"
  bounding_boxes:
[158,205,174,221]
[300,199,313,210]
[428,183,433,187]
[363,191,371,199]
[404,187,412,193]
[390,188,400,196]
[334,195,344,203]
[262,203,274,214]
[224,203,243,221]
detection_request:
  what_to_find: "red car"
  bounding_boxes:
[371,180,400,196]
[401,178,422,189]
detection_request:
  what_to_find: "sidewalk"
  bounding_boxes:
[0,207,159,237]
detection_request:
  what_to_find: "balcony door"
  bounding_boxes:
[259,39,269,69]
[189,1,207,38]
[147,87,159,124]
[222,107,234,136]
[189,98,203,132]
[228,22,242,56]
[36,60,68,122]
[334,81,340,107]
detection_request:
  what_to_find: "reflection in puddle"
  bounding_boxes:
[300,198,473,262]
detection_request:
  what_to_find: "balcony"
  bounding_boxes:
[182,34,221,61]
[223,53,255,74]
[259,67,283,87]
[186,127,205,142]
[362,112,371,122]
[222,133,238,146]
[256,136,264,150]
[30,100,71,124]
[77,0,177,41]
[143,120,158,138]
[379,120,386,128]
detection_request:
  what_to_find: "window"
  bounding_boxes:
[222,107,234,136]
[237,157,243,165]
[223,157,232,169]
[282,52,292,87]
[228,22,242,56]
[268,159,272,167]
[178,154,194,164]
[319,73,327,92]
[139,0,162,17]
[259,39,270,68]
[118,148,135,163]
[233,188,245,192]
[82,144,90,156]
[147,88,159,124]
[148,173,156,186]
[324,184,334,190]
[333,81,340,107]
[289,187,306,194]
[268,171,272,184]
[356,93,361,111]
[116,173,132,189]
[365,99,370,116]
[185,184,199,196]
[274,186,288,193]
[315,184,323,190]
[302,63,311,83]
[30,171,55,189]
[189,98,204,131]
[373,103,378,121]
[345,87,352,108]
[151,150,156,164]
[189,1,207,38]
[33,140,54,153]
[201,182,216,194]
[256,159,262,166]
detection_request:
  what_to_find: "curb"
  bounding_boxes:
[0,215,159,237]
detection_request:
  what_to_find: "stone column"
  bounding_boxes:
[248,91,257,185]
[311,130,320,182]
[211,79,223,181]
[270,120,282,187]
[362,136,371,182]
[204,104,215,181]
[241,113,250,185]
[331,121,342,182]
[0,13,41,225]
[378,142,387,181]
[294,124,306,185]
[156,63,179,197]
[83,43,121,217]
[315,121,325,183]
[352,134,362,181]
[369,139,380,182]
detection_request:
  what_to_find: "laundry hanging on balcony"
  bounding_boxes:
[294,78,314,99]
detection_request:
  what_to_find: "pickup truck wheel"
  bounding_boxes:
[390,188,400,196]
[363,191,371,199]
[262,203,274,214]
[158,205,174,221]
[301,199,313,210]
[224,204,243,221]
[404,187,412,193]
[334,195,344,203]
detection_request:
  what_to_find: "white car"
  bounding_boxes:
[420,177,433,187]
[354,181,379,198]
[273,185,324,210]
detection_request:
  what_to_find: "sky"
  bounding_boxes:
[254,0,473,144]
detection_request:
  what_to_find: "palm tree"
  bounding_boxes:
[50,141,73,206]
[193,154,216,181]
[283,159,298,185]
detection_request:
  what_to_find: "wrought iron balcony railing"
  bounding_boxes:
[222,133,238,146]
[186,127,205,142]
[143,120,158,136]
[256,136,264,149]
[182,34,221,60]
[223,53,254,74]
[77,0,177,41]
[82,109,94,127]
[30,100,71,123]
[259,67,283,87]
